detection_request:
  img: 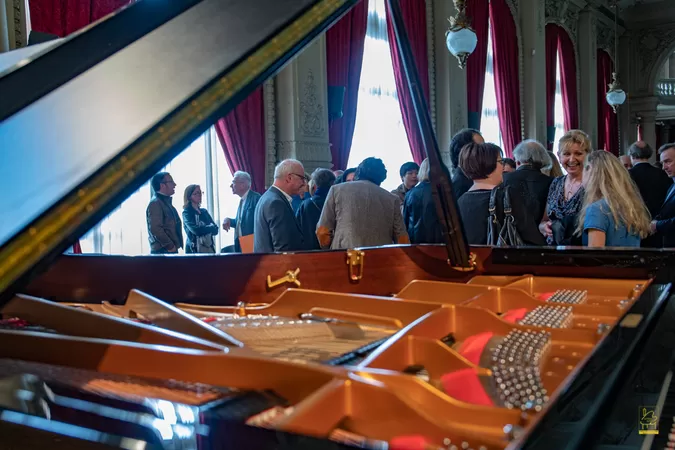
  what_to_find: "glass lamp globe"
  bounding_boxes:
[446,27,477,69]
[606,88,626,113]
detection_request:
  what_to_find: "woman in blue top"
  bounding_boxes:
[576,150,651,247]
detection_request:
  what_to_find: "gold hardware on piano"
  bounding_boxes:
[266,268,302,290]
[346,250,365,282]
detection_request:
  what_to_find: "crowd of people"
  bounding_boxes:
[144,128,675,254]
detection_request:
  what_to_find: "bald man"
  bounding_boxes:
[253,159,306,253]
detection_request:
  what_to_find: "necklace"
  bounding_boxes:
[565,177,581,200]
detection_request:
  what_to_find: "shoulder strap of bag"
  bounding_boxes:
[503,185,512,215]
[489,187,499,215]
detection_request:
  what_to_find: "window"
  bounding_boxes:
[348,0,413,191]
[553,52,565,151]
[79,127,238,254]
[481,25,503,148]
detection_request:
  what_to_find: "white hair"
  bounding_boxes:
[233,171,251,185]
[274,159,304,179]
[513,139,551,169]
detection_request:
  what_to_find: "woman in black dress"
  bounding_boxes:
[182,184,219,254]
[456,142,545,246]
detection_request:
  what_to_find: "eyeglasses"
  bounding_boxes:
[496,159,505,166]
[290,173,307,183]
[161,179,175,185]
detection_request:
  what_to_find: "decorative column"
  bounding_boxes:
[631,96,659,163]
[432,0,468,168]
[1,0,30,52]
[520,0,547,143]
[274,35,332,175]
[577,7,598,147]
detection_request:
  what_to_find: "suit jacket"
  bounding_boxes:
[253,187,304,253]
[403,181,443,244]
[629,163,672,218]
[655,183,675,248]
[316,180,409,249]
[503,165,553,225]
[296,192,328,251]
[451,169,473,199]
[146,194,183,253]
[231,190,261,252]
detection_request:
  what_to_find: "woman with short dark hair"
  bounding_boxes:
[457,143,545,246]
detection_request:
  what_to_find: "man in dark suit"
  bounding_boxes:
[254,159,306,253]
[503,139,553,226]
[296,168,336,250]
[146,172,183,254]
[222,171,261,252]
[629,141,673,247]
[650,143,675,247]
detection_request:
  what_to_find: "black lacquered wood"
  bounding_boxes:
[0,0,202,121]
[385,0,471,268]
[0,0,359,306]
[514,282,672,450]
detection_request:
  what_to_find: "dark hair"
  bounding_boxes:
[628,141,653,160]
[151,172,170,194]
[450,128,482,169]
[503,158,516,170]
[355,157,387,186]
[183,184,200,209]
[335,167,356,184]
[658,143,675,155]
[459,143,501,180]
[399,161,420,178]
[311,168,336,190]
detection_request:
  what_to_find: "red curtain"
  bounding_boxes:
[638,124,643,141]
[558,28,579,131]
[545,24,558,150]
[214,88,266,193]
[466,0,489,129]
[30,0,131,36]
[326,0,368,171]
[597,50,618,155]
[385,0,429,164]
[489,0,521,157]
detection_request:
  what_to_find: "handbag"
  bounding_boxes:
[486,186,524,247]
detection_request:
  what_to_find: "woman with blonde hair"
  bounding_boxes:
[539,129,592,245]
[576,151,650,247]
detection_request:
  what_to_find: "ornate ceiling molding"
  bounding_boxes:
[545,0,580,42]
[596,20,615,60]
[636,26,675,91]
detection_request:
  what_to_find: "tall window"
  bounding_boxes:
[79,127,238,254]
[481,25,503,147]
[348,0,412,191]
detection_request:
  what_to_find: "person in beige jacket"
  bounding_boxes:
[316,157,410,249]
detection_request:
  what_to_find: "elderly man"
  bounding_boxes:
[296,168,336,250]
[619,155,632,170]
[503,139,553,226]
[649,143,675,247]
[222,171,261,252]
[254,159,306,253]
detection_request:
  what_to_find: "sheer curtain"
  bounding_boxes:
[347,0,413,191]
[480,25,503,148]
[79,127,238,254]
[553,56,565,148]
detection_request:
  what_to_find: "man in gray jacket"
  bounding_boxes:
[254,159,306,253]
[146,172,183,254]
[317,157,409,249]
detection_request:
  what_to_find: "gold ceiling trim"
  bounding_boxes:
[0,0,348,294]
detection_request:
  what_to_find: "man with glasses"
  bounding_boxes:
[146,172,183,254]
[253,159,306,253]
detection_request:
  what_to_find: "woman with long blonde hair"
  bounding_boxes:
[576,151,651,247]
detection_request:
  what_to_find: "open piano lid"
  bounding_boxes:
[0,0,440,304]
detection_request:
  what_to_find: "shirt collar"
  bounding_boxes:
[241,189,250,200]
[272,185,293,204]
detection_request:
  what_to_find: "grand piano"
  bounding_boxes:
[1,0,675,449]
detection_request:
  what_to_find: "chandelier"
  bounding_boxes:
[606,1,626,113]
[445,0,477,69]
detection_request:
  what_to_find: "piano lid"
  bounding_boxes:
[0,0,360,303]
